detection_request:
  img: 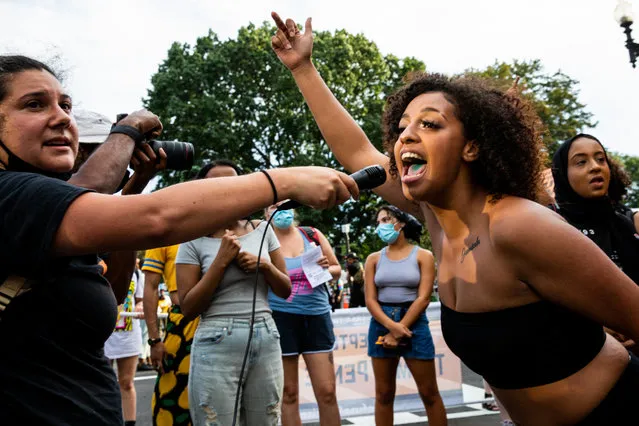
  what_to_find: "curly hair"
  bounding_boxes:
[381,72,547,202]
[376,205,423,242]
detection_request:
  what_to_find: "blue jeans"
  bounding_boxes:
[189,315,283,426]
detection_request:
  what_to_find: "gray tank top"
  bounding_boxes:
[374,246,420,304]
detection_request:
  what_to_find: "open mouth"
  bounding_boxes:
[401,152,427,181]
[44,139,71,148]
[590,176,605,184]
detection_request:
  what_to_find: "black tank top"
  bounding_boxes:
[441,301,606,389]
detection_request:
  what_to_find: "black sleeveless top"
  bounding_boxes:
[441,301,606,389]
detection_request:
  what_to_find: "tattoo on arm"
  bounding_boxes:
[328,352,334,365]
[460,237,481,264]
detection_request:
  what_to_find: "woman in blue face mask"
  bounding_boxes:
[365,205,446,426]
[265,204,344,426]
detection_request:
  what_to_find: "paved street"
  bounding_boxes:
[134,363,502,425]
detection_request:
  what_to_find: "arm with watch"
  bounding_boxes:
[143,269,166,371]
[69,110,164,303]
[69,109,162,195]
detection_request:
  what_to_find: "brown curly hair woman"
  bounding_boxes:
[271,12,639,426]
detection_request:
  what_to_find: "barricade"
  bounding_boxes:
[298,303,463,422]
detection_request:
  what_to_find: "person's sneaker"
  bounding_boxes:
[137,363,154,372]
[482,400,500,411]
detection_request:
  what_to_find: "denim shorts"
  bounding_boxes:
[367,303,435,360]
[271,310,335,356]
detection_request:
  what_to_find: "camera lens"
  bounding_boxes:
[147,140,195,171]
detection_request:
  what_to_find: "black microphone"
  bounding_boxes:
[277,165,387,211]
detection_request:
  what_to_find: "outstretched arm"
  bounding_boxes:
[270,12,422,221]
[53,166,358,256]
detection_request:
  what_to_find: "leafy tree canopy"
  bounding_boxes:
[466,59,598,158]
[145,24,613,258]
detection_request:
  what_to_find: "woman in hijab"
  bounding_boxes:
[552,134,639,349]
[552,134,639,282]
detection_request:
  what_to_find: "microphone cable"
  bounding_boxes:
[231,210,277,426]
[231,165,385,424]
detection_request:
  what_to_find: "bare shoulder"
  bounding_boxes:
[313,228,332,246]
[416,247,435,264]
[366,251,382,264]
[489,196,567,248]
[313,227,327,237]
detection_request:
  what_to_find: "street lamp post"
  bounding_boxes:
[615,0,639,68]
[341,224,351,254]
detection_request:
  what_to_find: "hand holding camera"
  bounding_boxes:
[116,111,195,171]
[117,109,163,140]
[130,143,168,180]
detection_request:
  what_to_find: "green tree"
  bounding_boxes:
[614,153,639,208]
[466,60,597,157]
[145,26,599,260]
[144,22,425,259]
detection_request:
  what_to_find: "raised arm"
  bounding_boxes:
[53,166,358,256]
[496,202,639,342]
[105,144,168,302]
[69,110,162,194]
[270,12,422,221]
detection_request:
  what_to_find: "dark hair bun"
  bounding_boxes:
[376,205,423,242]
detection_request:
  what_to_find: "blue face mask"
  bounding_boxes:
[273,209,294,229]
[376,223,401,244]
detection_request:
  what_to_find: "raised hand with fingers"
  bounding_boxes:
[270,11,314,72]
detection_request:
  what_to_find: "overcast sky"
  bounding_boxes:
[2,0,638,156]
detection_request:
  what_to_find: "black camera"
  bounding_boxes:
[116,114,195,171]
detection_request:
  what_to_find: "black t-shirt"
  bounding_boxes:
[0,171,121,425]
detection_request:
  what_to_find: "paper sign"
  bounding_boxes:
[301,246,333,288]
